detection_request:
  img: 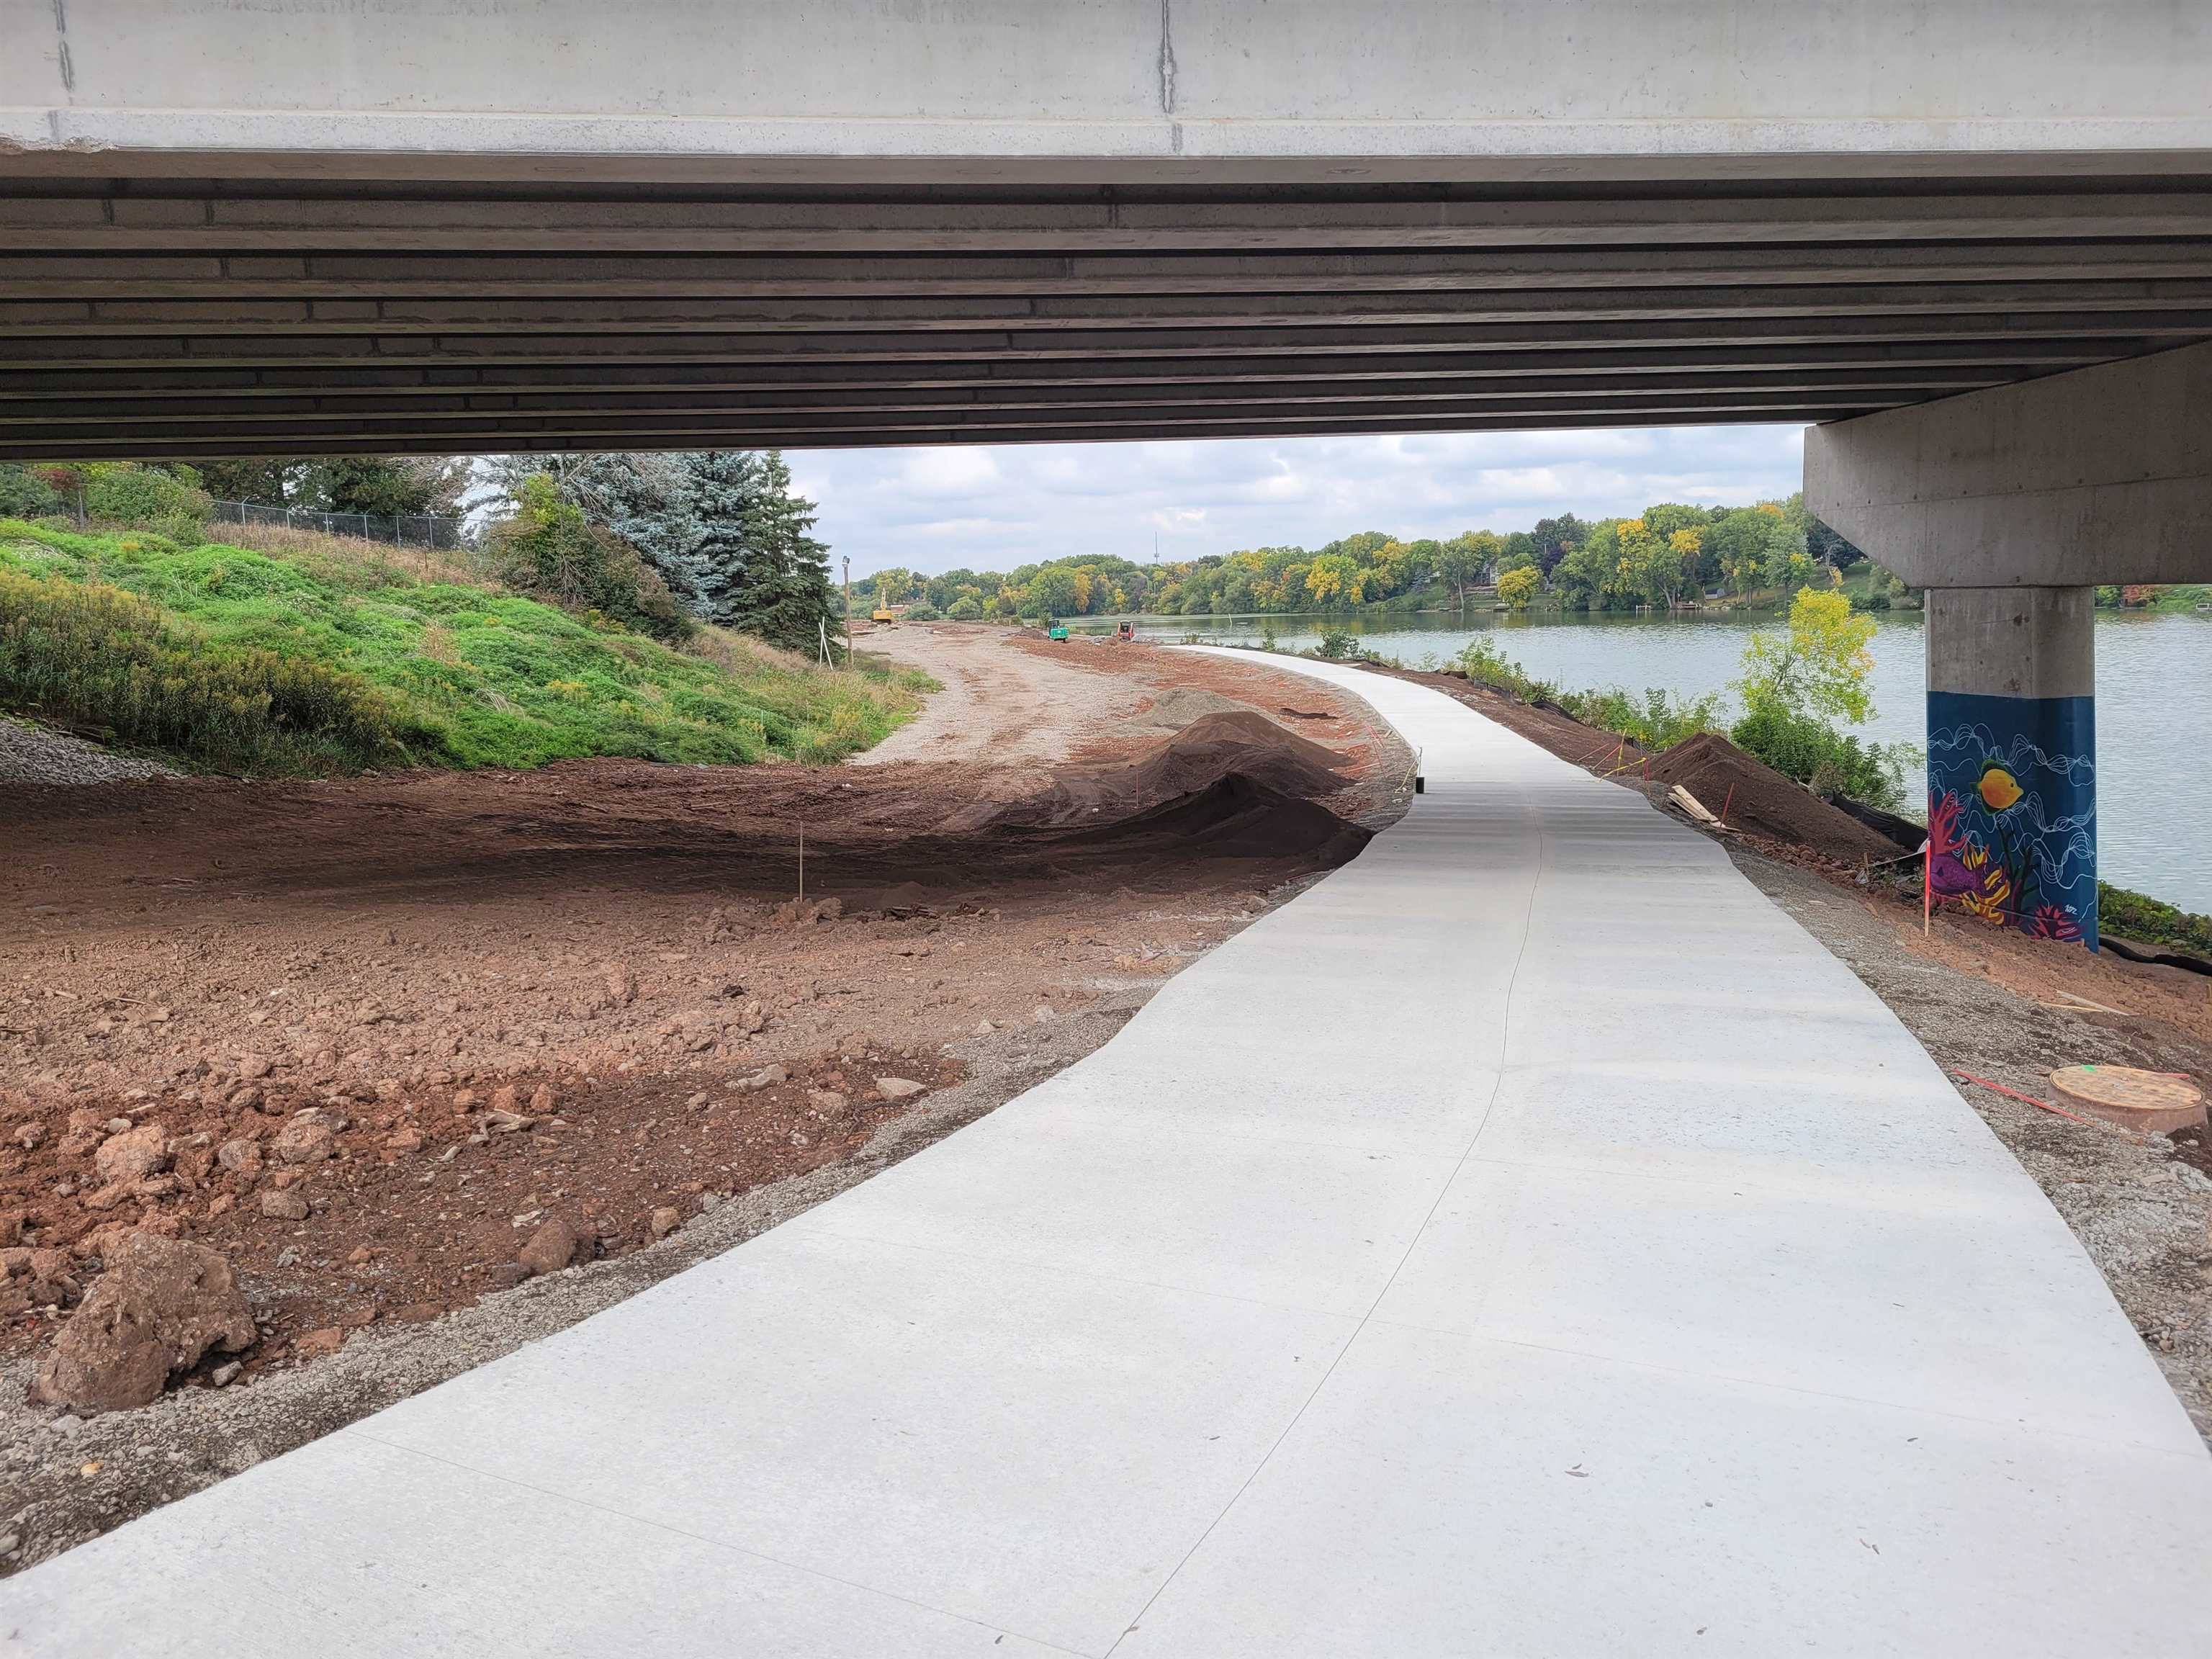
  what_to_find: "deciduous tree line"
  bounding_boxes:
[859,494,1862,621]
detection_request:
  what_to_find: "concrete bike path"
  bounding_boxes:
[6,655,2208,1657]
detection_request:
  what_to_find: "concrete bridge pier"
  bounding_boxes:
[1923,586,2098,945]
[1809,338,2212,950]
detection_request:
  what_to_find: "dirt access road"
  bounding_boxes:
[851,623,1112,766]
[0,626,1408,1575]
[854,621,1376,771]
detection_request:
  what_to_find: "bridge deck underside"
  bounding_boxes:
[7,168,2212,457]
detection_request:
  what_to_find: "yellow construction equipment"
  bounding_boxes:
[870,605,896,623]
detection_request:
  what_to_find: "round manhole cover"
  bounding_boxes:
[2049,1066,2206,1133]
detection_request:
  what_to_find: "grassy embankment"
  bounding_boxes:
[0,519,930,774]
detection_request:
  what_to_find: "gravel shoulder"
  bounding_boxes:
[0,717,179,787]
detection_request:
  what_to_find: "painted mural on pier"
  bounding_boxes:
[1926,691,2096,946]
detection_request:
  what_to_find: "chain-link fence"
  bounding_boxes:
[209,498,466,550]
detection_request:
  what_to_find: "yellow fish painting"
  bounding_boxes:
[1977,762,2023,811]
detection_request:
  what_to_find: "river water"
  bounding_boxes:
[1073,607,2212,912]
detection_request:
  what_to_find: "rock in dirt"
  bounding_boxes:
[31,1232,255,1414]
[92,1124,170,1185]
[3,1246,81,1312]
[271,1115,336,1165]
[874,1076,927,1101]
[649,1205,681,1241]
[517,1218,591,1277]
[806,1088,851,1122]
[216,1137,263,1177]
[259,1189,311,1221]
[292,1326,344,1359]
[739,1063,788,1091]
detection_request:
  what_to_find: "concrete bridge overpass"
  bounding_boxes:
[2,0,2212,467]
[4,0,2211,938]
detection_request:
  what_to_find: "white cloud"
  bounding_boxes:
[895,448,1002,497]
[792,425,1809,577]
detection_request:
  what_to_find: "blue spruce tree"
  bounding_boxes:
[674,450,765,626]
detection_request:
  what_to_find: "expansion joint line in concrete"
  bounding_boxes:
[333,1426,1095,1657]
[1102,799,1547,1658]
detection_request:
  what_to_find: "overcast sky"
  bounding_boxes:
[786,423,1809,580]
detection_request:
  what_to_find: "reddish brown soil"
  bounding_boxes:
[1645,732,1905,863]
[0,642,1404,1381]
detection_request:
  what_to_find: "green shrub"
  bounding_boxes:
[1316,626,1358,660]
[2096,884,2212,954]
[1730,703,1908,809]
[904,601,943,621]
[0,464,64,519]
[82,463,212,533]
[1450,638,1717,752]
[1556,685,1720,750]
[485,475,693,644]
[144,511,210,547]
[0,565,425,772]
[1451,638,1560,703]
[945,594,984,621]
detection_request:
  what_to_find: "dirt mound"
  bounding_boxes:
[926,710,1366,873]
[1647,733,1904,863]
[1130,686,1242,732]
[1059,772,1372,866]
[985,710,1352,831]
